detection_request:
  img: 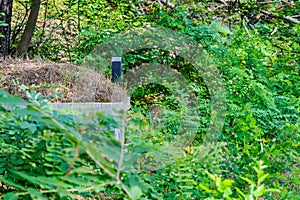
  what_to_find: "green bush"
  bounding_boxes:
[6,1,300,199]
[0,90,140,199]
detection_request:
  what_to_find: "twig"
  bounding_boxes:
[138,3,145,14]
[158,0,175,8]
[54,144,80,195]
[270,26,277,35]
[132,4,142,15]
[155,0,163,10]
[242,20,251,38]
[10,1,30,45]
[208,4,228,12]
[261,10,300,24]
[284,16,300,24]
[291,15,300,18]
[132,0,145,15]
[257,1,274,5]
[41,0,48,38]
[116,135,124,182]
[244,16,255,30]
[216,0,228,6]
[85,148,116,179]
[85,142,132,198]
[77,0,80,45]
[115,122,132,198]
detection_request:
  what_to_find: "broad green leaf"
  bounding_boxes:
[0,167,5,174]
[240,177,256,186]
[258,174,269,184]
[11,171,72,190]
[253,184,265,197]
[199,184,213,193]
[0,97,28,107]
[4,192,18,200]
[219,179,234,192]
[264,188,281,193]
[235,187,246,198]
[0,90,9,96]
[84,142,117,174]
[60,176,93,186]
[205,170,215,181]
[129,186,143,200]
[29,188,46,200]
[215,176,222,187]
[0,178,26,190]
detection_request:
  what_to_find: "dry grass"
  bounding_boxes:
[0,58,128,102]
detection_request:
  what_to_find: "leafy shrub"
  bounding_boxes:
[0,90,139,199]
[6,1,300,199]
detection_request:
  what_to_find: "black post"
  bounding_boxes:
[111,57,122,85]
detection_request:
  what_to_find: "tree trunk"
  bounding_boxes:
[0,0,13,57]
[16,0,40,57]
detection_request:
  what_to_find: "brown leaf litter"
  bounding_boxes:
[0,58,127,102]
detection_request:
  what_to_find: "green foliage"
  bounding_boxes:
[0,90,144,199]
[0,12,7,38]
[5,0,300,199]
[11,0,150,61]
[199,160,280,200]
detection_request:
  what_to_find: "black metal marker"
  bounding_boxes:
[111,57,122,85]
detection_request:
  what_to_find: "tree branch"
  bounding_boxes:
[158,0,175,8]
[260,10,299,24]
[16,0,41,57]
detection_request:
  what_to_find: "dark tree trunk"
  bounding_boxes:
[16,0,40,57]
[0,0,13,57]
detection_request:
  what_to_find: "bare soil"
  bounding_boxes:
[0,58,127,102]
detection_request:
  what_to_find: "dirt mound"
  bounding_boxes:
[0,58,127,102]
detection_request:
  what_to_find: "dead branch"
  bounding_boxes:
[261,10,299,24]
[158,0,175,8]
